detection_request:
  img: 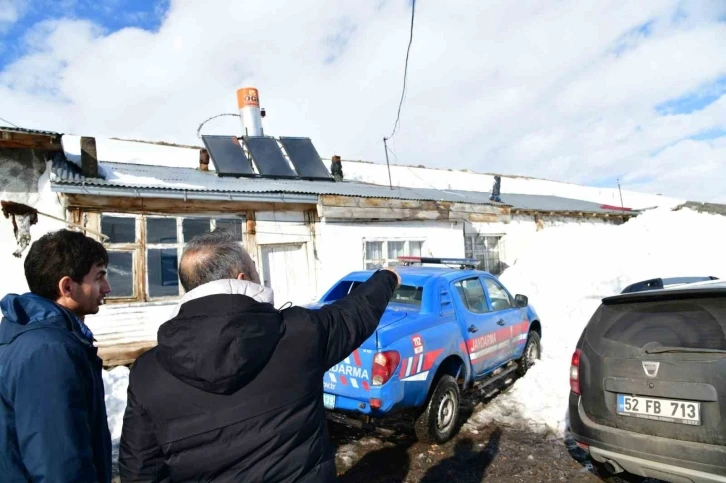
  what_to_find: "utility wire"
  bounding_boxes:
[385,0,416,142]
[0,116,20,129]
[196,113,241,139]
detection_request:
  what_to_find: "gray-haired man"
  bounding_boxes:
[119,230,400,483]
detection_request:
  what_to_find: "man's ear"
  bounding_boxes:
[57,276,74,299]
[236,273,246,281]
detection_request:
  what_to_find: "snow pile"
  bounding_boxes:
[103,366,130,459]
[465,208,726,437]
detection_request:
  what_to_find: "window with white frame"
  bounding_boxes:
[464,234,505,275]
[364,239,424,269]
[101,214,245,302]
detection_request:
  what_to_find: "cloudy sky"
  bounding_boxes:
[1,0,724,201]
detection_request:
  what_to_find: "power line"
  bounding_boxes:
[382,0,417,190]
[0,116,20,129]
[385,0,417,142]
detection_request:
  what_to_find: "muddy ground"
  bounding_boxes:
[112,385,662,482]
[328,392,658,483]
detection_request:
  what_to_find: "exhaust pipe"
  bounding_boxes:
[603,460,624,475]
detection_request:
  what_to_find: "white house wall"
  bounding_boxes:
[466,214,612,269]
[0,154,66,298]
[317,220,465,293]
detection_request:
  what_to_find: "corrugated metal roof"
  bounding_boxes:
[50,153,92,181]
[50,158,633,215]
[1,125,61,136]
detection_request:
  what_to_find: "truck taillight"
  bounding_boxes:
[372,351,400,386]
[570,349,582,395]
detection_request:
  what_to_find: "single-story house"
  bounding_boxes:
[1,126,637,365]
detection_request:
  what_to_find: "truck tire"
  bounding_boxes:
[414,374,460,444]
[516,331,541,377]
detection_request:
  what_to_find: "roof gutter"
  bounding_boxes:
[51,183,318,204]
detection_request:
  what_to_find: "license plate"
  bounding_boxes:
[323,393,336,410]
[617,394,700,426]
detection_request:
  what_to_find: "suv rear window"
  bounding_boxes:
[587,296,726,351]
[352,281,423,307]
[323,280,423,307]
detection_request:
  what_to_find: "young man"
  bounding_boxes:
[119,230,400,482]
[0,229,113,482]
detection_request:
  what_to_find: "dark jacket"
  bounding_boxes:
[0,293,112,483]
[119,270,397,483]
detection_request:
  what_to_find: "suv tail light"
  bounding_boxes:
[570,349,582,395]
[372,351,400,386]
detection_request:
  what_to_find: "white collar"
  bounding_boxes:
[169,279,275,319]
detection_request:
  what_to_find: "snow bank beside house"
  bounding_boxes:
[103,366,130,460]
[464,207,726,437]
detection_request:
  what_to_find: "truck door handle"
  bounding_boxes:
[496,320,505,326]
[468,325,478,333]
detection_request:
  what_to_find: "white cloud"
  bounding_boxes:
[0,0,26,31]
[0,0,725,202]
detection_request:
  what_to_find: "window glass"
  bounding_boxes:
[388,241,405,259]
[350,281,423,307]
[483,278,513,311]
[465,235,505,275]
[365,241,384,269]
[147,248,179,297]
[215,218,244,240]
[409,241,423,257]
[454,278,490,314]
[182,218,211,242]
[147,218,177,244]
[106,252,134,298]
[589,298,726,351]
[102,216,135,244]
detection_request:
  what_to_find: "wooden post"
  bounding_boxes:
[80,136,98,178]
[245,210,259,270]
[199,148,210,172]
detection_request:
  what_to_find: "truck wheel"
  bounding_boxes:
[414,375,460,444]
[516,331,541,377]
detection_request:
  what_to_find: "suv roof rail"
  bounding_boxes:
[398,256,480,269]
[621,276,720,294]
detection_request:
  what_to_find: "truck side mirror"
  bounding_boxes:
[515,294,528,308]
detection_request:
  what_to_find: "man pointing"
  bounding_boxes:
[120,230,400,482]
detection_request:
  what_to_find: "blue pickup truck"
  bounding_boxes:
[312,257,542,443]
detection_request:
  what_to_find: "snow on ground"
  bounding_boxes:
[464,207,726,437]
[103,366,130,460]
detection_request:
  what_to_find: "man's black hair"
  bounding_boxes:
[24,229,109,300]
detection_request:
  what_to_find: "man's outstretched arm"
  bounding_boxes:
[308,268,400,370]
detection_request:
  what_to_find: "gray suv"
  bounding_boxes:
[569,281,726,483]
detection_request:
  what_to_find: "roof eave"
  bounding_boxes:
[51,183,319,204]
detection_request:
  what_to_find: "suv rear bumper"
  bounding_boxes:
[589,447,726,483]
[569,393,726,482]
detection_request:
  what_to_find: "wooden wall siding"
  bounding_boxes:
[511,208,635,221]
[0,130,62,151]
[99,341,156,367]
[62,194,317,215]
[317,195,512,223]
